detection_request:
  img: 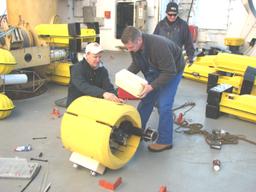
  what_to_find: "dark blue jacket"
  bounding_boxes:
[154,17,195,62]
[66,58,115,107]
[128,33,185,89]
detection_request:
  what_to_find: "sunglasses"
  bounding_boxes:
[167,13,177,17]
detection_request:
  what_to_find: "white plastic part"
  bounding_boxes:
[115,69,148,97]
[69,152,105,175]
[0,74,28,85]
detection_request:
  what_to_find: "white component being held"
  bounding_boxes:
[0,74,28,85]
[115,69,148,98]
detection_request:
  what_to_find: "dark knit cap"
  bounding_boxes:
[166,2,178,13]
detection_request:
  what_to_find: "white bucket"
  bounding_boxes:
[115,69,148,98]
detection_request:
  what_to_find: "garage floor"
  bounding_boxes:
[0,51,256,192]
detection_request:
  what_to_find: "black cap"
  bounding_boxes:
[166,2,178,13]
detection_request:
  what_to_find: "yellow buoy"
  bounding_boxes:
[0,49,16,75]
[0,93,15,119]
[61,96,141,170]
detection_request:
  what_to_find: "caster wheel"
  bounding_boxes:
[73,163,79,168]
[90,170,97,176]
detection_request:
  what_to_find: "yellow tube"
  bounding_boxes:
[61,96,141,170]
[47,62,72,85]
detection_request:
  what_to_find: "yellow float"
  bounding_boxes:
[61,96,144,175]
[48,62,72,85]
[0,49,16,75]
[0,93,15,119]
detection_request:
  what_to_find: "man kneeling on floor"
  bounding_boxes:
[66,42,123,107]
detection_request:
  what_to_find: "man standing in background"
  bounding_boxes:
[154,2,195,65]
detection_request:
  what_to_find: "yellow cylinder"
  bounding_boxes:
[48,62,72,85]
[61,96,141,170]
[0,93,15,119]
[0,49,16,75]
[7,0,57,28]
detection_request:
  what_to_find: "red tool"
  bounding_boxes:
[99,177,122,191]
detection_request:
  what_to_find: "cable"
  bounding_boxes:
[20,165,41,192]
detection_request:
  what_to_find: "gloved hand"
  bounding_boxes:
[188,56,197,67]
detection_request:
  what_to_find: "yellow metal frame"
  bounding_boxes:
[183,55,217,83]
[214,53,256,75]
[35,24,96,46]
[220,93,256,123]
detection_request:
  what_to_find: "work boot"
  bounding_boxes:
[148,143,172,152]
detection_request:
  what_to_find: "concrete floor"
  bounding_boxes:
[0,51,256,192]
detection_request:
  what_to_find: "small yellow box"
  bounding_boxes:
[224,38,244,46]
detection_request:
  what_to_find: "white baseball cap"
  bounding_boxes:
[85,42,104,55]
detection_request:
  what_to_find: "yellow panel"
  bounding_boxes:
[224,38,244,46]
[215,53,256,75]
[183,64,217,83]
[220,93,256,123]
[61,96,141,169]
[35,24,96,45]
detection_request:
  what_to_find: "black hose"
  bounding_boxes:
[20,165,41,192]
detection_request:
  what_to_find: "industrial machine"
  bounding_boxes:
[61,96,157,175]
[0,0,99,119]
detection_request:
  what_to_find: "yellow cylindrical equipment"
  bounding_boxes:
[47,62,72,85]
[0,93,15,119]
[0,49,16,75]
[61,96,141,170]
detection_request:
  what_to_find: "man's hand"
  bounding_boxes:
[103,92,124,103]
[138,84,153,98]
[188,56,197,67]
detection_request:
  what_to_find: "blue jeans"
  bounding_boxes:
[137,71,183,145]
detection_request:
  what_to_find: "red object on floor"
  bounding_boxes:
[51,107,61,118]
[99,177,122,190]
[176,112,184,125]
[159,185,167,192]
[117,87,140,100]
